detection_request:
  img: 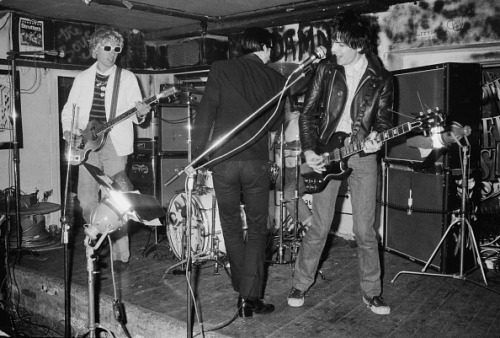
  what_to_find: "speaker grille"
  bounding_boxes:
[384,166,476,273]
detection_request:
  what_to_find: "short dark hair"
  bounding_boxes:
[240,27,272,54]
[330,11,379,54]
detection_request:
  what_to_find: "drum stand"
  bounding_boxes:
[269,129,302,265]
[391,138,488,286]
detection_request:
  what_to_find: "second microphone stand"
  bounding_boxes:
[392,134,488,286]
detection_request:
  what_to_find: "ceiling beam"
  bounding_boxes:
[92,0,216,23]
[144,0,389,41]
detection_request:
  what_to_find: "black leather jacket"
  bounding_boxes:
[299,53,393,152]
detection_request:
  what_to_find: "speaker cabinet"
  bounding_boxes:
[127,154,156,196]
[127,147,188,207]
[165,36,228,68]
[159,105,194,152]
[384,165,476,273]
[159,154,189,206]
[385,63,482,169]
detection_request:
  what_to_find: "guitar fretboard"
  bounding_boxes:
[329,122,418,162]
[95,94,164,135]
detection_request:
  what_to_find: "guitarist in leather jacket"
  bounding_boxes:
[61,26,150,273]
[287,12,394,315]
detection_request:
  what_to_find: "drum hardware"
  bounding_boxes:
[268,128,303,265]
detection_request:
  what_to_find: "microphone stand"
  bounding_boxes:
[62,105,78,337]
[5,52,23,261]
[391,133,488,286]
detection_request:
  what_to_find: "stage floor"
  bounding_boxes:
[10,220,500,338]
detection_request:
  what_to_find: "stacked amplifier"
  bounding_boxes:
[127,104,193,207]
[383,62,482,273]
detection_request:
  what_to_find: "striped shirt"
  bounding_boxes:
[89,73,109,123]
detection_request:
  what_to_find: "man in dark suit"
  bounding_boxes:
[192,27,286,318]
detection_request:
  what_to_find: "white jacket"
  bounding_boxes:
[61,62,143,156]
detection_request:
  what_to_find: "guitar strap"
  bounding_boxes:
[109,67,122,121]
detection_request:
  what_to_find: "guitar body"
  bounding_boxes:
[299,111,441,194]
[301,132,353,194]
[66,87,179,165]
[69,120,107,165]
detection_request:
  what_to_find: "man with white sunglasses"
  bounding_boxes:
[61,26,150,273]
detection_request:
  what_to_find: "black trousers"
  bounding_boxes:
[212,159,270,299]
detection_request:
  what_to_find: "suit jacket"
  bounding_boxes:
[192,53,286,164]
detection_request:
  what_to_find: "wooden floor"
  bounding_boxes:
[12,220,500,338]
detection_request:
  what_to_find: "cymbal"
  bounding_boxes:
[0,202,61,216]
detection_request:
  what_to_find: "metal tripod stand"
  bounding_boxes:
[392,136,488,286]
[269,128,303,265]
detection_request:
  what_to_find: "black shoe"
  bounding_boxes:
[113,260,129,273]
[237,297,275,318]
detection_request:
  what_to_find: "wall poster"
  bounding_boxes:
[0,70,23,149]
[19,17,44,55]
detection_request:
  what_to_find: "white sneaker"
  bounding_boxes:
[287,287,305,307]
[363,296,391,315]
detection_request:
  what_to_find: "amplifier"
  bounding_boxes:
[385,62,482,170]
[134,138,156,155]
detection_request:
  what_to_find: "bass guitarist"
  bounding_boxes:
[61,26,150,273]
[286,11,393,315]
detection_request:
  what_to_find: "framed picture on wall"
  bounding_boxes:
[0,69,23,149]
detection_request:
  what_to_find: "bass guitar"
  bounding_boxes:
[68,87,179,165]
[301,111,443,193]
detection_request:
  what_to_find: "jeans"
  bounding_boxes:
[212,160,270,299]
[292,153,382,299]
[78,140,130,262]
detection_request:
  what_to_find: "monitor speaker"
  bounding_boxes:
[384,165,476,273]
[385,62,482,169]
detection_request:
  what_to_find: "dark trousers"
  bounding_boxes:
[212,160,270,299]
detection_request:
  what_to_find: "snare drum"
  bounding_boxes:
[166,188,225,260]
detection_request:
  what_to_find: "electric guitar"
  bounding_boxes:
[301,111,443,193]
[68,87,179,165]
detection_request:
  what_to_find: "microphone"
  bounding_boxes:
[431,121,471,148]
[291,46,327,74]
[7,50,65,57]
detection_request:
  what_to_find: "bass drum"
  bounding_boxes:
[166,189,225,260]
